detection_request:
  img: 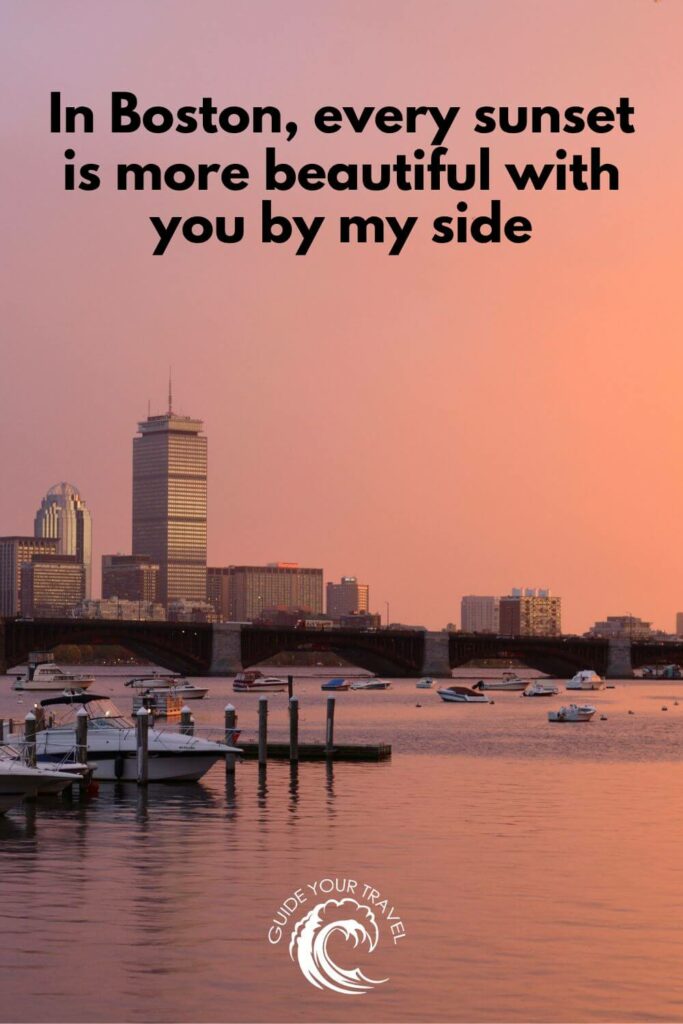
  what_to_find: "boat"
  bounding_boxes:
[0,754,76,811]
[321,677,350,691]
[131,689,184,719]
[566,669,605,690]
[643,664,682,680]
[24,693,241,783]
[522,681,559,697]
[12,652,94,692]
[416,678,434,689]
[349,680,391,691]
[233,670,287,692]
[437,685,490,703]
[473,671,528,692]
[548,703,597,722]
[125,675,209,701]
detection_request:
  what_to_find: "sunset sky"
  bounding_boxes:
[1,0,682,632]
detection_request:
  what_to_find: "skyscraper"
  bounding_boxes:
[102,554,160,604]
[34,482,92,597]
[0,536,58,615]
[223,563,323,621]
[326,576,370,618]
[460,595,500,633]
[132,395,207,608]
[20,554,85,617]
[499,589,562,636]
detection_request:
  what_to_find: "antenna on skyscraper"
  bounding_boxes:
[168,367,173,414]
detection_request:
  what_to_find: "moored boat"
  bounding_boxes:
[233,670,287,692]
[473,671,528,692]
[548,703,596,722]
[125,675,209,701]
[566,669,605,691]
[522,681,559,697]
[416,678,434,689]
[321,677,350,691]
[20,693,240,783]
[12,652,94,693]
[437,685,490,704]
[349,680,391,691]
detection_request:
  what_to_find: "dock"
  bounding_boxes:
[238,741,391,762]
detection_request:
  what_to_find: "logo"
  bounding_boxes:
[268,877,406,996]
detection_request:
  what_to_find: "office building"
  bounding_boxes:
[132,398,207,608]
[499,589,561,636]
[102,554,159,604]
[34,482,92,597]
[224,563,323,622]
[20,554,85,617]
[167,598,217,623]
[207,567,231,622]
[76,597,166,621]
[676,613,683,638]
[460,595,500,633]
[587,615,653,640]
[326,576,370,618]
[0,536,58,616]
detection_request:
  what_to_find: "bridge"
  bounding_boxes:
[3,617,681,678]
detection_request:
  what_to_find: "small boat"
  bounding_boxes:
[321,677,350,691]
[0,754,76,811]
[22,692,241,783]
[416,678,434,689]
[12,652,94,692]
[548,703,596,723]
[233,670,287,692]
[131,689,184,719]
[349,680,391,691]
[643,664,682,680]
[566,669,605,691]
[522,681,559,697]
[437,685,489,704]
[473,671,528,692]
[125,675,209,701]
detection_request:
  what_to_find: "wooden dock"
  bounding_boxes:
[238,742,392,762]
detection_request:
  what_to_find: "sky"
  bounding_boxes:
[1,0,682,632]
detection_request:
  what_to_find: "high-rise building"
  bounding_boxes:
[326,576,369,619]
[460,595,500,633]
[34,482,92,598]
[0,536,58,616]
[677,613,683,638]
[499,589,561,636]
[586,615,653,640]
[224,563,323,622]
[132,399,207,609]
[102,554,159,604]
[20,554,85,617]
[207,567,231,622]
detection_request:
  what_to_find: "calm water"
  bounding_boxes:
[2,669,683,1022]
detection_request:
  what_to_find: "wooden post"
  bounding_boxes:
[8,718,14,737]
[325,697,336,756]
[289,696,299,763]
[287,675,294,699]
[180,705,193,736]
[225,703,237,774]
[258,696,268,766]
[136,707,149,785]
[0,718,4,742]
[76,707,88,765]
[24,712,37,767]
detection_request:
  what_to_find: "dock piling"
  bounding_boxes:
[287,675,294,699]
[76,707,88,765]
[258,696,268,766]
[325,697,336,756]
[289,696,299,763]
[0,718,4,742]
[180,705,194,736]
[24,712,37,768]
[136,707,150,785]
[224,703,237,774]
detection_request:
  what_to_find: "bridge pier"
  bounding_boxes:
[606,638,633,679]
[420,632,452,679]
[209,623,244,677]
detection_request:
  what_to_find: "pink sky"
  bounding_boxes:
[1,0,682,632]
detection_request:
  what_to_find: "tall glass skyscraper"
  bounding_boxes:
[132,404,207,608]
[34,482,93,598]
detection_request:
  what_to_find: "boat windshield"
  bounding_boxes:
[47,699,132,730]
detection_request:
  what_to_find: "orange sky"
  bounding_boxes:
[1,0,682,631]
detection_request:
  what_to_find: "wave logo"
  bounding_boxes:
[289,898,388,996]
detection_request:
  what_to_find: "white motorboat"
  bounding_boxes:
[125,675,209,701]
[473,672,528,692]
[0,755,75,811]
[437,685,490,704]
[416,678,434,689]
[25,693,240,783]
[522,681,559,697]
[548,703,597,723]
[233,670,287,692]
[566,669,605,691]
[12,652,94,692]
[349,680,391,690]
